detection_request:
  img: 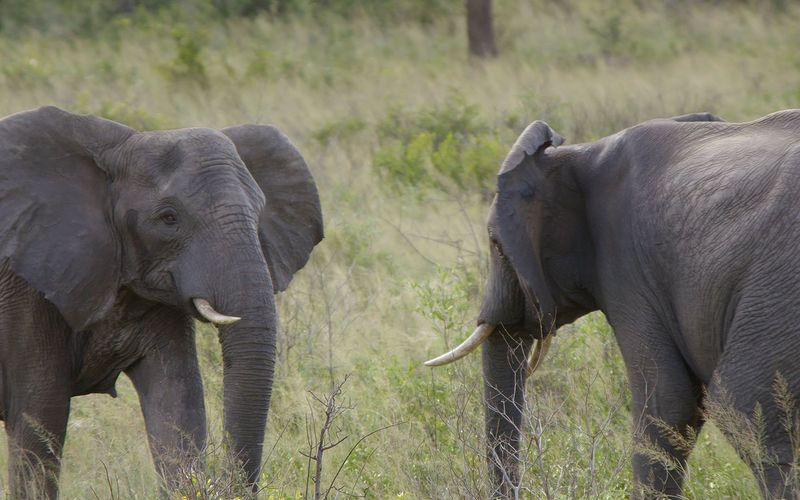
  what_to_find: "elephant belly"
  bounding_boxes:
[73,370,122,397]
[69,326,148,397]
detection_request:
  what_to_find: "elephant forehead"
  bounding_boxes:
[172,129,240,160]
[130,129,240,169]
[173,132,243,170]
[126,131,255,188]
[148,167,261,218]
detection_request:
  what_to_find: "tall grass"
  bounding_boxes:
[1,0,799,496]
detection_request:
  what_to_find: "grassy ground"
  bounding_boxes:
[1,0,799,497]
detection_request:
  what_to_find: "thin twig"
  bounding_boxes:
[326,421,406,497]
[305,375,352,500]
[348,446,376,498]
[404,232,479,255]
[379,216,438,266]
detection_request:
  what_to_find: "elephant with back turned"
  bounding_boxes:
[0,106,323,497]
[426,110,800,498]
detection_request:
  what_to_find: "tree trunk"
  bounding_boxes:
[466,0,498,58]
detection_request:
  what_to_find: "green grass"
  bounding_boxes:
[1,0,799,497]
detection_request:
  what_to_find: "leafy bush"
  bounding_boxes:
[374,95,505,196]
[312,117,367,146]
[160,25,209,86]
[245,48,305,81]
[0,56,53,90]
[413,264,478,340]
[0,0,456,36]
[87,101,175,130]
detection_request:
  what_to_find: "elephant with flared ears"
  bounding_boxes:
[426,111,800,499]
[0,106,323,497]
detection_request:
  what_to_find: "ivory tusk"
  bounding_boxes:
[192,298,241,325]
[424,323,496,367]
[527,335,553,374]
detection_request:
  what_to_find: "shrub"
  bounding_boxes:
[0,56,53,90]
[0,0,457,36]
[159,25,208,87]
[85,101,175,130]
[373,95,505,196]
[312,117,367,146]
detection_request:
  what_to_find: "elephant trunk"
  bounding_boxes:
[482,326,532,497]
[211,251,277,487]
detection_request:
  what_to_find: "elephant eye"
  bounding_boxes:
[159,209,179,226]
[492,240,506,260]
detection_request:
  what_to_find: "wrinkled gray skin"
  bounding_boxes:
[478,110,800,498]
[0,106,323,498]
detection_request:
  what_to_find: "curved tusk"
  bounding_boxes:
[424,323,496,367]
[527,335,553,374]
[192,298,241,325]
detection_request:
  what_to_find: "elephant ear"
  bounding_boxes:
[222,125,323,293]
[495,121,563,324]
[669,112,724,122]
[0,106,135,331]
[499,121,563,175]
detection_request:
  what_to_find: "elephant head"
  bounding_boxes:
[424,120,598,495]
[426,121,596,367]
[0,106,323,486]
[425,112,725,496]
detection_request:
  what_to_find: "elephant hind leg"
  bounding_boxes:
[705,298,800,499]
[707,368,800,498]
[760,464,796,500]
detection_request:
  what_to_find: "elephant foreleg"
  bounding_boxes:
[6,392,70,499]
[616,319,704,499]
[125,315,206,494]
[482,326,533,499]
[629,388,704,499]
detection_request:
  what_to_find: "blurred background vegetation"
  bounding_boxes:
[1,0,799,497]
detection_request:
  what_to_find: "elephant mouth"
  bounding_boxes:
[424,322,552,374]
[192,298,241,325]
